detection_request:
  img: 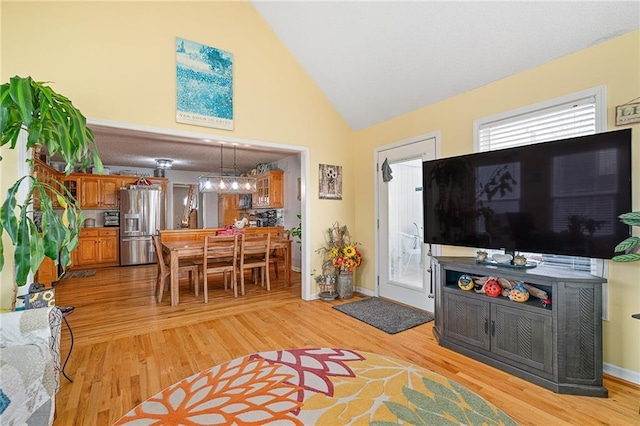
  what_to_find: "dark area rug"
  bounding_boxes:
[63,270,97,279]
[333,297,434,334]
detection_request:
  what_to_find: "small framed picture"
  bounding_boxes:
[319,164,342,200]
[615,102,640,126]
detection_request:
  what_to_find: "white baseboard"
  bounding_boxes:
[604,362,640,385]
[355,286,376,297]
[323,289,640,387]
[311,287,374,300]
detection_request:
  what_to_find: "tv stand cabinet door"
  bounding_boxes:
[491,304,553,374]
[558,281,604,387]
[443,292,490,351]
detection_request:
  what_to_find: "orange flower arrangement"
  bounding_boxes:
[317,222,362,273]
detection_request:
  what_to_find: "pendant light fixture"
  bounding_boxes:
[198,144,257,194]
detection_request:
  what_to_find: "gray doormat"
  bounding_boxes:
[63,270,96,279]
[333,297,434,334]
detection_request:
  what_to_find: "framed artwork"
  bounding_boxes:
[176,37,234,130]
[615,102,640,126]
[319,164,342,200]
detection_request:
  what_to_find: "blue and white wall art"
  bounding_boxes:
[176,37,233,130]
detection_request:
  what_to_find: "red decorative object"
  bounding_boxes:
[136,176,152,186]
[484,279,502,297]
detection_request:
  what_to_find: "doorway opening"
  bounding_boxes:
[376,134,439,312]
[86,117,311,300]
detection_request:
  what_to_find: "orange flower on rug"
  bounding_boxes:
[114,348,516,425]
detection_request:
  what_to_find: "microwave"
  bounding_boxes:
[104,211,120,227]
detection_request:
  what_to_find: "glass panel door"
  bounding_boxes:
[377,137,436,312]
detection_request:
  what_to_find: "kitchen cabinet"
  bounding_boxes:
[61,178,79,205]
[32,160,82,208]
[35,256,58,286]
[252,170,284,208]
[219,194,241,227]
[219,194,253,227]
[32,160,61,209]
[80,176,120,208]
[434,257,607,397]
[77,228,119,267]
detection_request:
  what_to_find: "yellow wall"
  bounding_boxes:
[0,1,353,307]
[2,2,639,375]
[354,30,640,374]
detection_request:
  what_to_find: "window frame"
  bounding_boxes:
[472,86,609,318]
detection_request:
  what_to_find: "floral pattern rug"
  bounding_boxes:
[113,348,517,425]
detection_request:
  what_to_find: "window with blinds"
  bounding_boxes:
[474,89,604,273]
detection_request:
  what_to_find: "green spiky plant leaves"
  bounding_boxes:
[612,212,640,263]
[0,76,102,286]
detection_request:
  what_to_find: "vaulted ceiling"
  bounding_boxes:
[92,1,640,172]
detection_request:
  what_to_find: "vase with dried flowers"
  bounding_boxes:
[316,222,362,298]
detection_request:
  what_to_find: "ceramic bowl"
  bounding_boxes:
[492,253,513,264]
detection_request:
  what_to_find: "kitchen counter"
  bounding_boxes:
[159,226,284,243]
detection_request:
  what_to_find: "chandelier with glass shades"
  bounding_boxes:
[198,144,257,194]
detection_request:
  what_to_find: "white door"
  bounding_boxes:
[377,137,437,312]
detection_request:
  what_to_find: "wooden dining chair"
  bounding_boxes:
[202,235,239,302]
[152,235,200,303]
[269,230,289,281]
[238,233,271,296]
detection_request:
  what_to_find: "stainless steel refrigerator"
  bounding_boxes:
[120,188,165,266]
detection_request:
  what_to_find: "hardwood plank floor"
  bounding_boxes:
[53,265,640,425]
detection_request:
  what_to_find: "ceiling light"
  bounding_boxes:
[198,145,256,194]
[155,158,173,169]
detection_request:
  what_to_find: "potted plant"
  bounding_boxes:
[0,76,102,305]
[612,211,640,320]
[612,212,640,262]
[313,266,337,301]
[316,222,362,299]
[289,214,301,247]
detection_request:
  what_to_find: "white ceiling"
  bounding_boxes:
[253,1,640,131]
[92,1,640,172]
[89,124,294,173]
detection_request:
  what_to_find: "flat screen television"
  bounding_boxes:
[422,129,632,259]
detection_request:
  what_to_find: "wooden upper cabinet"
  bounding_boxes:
[219,194,240,227]
[101,178,119,207]
[80,176,120,209]
[31,166,168,210]
[32,159,60,209]
[252,170,284,209]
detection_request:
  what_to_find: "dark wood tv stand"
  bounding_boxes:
[433,256,608,397]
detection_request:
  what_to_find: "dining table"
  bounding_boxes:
[160,237,292,306]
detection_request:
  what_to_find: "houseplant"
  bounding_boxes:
[316,222,362,299]
[612,212,640,262]
[0,76,102,301]
[289,214,301,247]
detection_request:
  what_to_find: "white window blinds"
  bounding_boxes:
[478,97,596,152]
[475,93,600,273]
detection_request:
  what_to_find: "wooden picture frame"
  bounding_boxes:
[319,164,342,200]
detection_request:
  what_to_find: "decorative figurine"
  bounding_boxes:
[508,282,530,302]
[513,254,527,266]
[484,278,502,297]
[458,274,474,291]
[233,217,249,229]
[476,250,488,262]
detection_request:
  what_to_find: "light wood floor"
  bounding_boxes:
[53,265,639,425]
